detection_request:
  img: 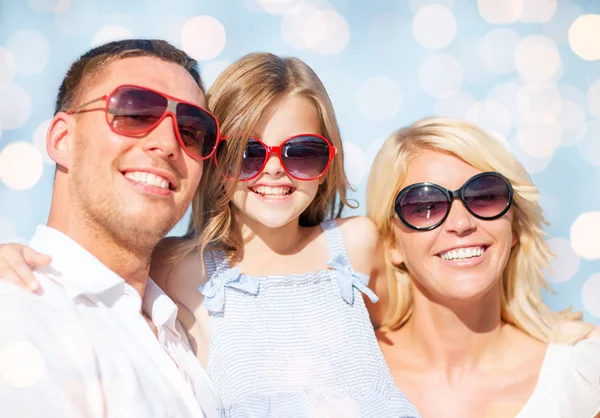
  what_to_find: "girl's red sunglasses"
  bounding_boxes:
[215,134,337,181]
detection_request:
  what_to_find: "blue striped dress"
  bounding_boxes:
[199,220,421,418]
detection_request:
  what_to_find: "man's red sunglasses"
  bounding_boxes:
[67,84,220,161]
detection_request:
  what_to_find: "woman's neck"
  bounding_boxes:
[402,282,509,376]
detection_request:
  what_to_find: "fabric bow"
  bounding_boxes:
[198,267,259,314]
[326,254,379,306]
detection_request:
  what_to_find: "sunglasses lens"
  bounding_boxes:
[397,186,449,229]
[281,135,331,179]
[108,86,167,133]
[176,103,218,159]
[463,174,511,219]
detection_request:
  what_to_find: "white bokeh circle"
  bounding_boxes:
[478,0,523,24]
[343,142,367,186]
[418,53,463,98]
[356,76,402,122]
[0,341,46,388]
[582,273,600,318]
[514,35,561,82]
[515,119,561,159]
[568,14,600,61]
[410,0,454,13]
[33,120,53,165]
[465,100,512,137]
[544,237,580,283]
[181,16,226,61]
[517,82,562,123]
[577,121,600,167]
[480,29,520,74]
[511,145,553,174]
[0,85,32,130]
[588,80,600,121]
[0,48,17,88]
[570,212,600,260]
[487,81,521,123]
[28,0,70,12]
[255,0,299,14]
[520,0,557,23]
[558,100,587,146]
[91,26,133,47]
[6,30,51,76]
[0,142,44,190]
[307,10,350,55]
[434,91,477,119]
[412,5,457,50]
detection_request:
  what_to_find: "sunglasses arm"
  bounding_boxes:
[66,95,109,115]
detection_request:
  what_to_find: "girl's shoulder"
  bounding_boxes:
[329,216,384,276]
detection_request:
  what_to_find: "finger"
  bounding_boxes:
[0,269,29,289]
[22,247,52,267]
[12,260,40,291]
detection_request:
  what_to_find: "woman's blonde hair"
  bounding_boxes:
[367,117,593,344]
[173,52,354,264]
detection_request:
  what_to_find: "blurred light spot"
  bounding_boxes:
[487,131,511,150]
[582,273,600,318]
[357,76,402,122]
[281,3,320,49]
[517,82,562,123]
[516,119,561,158]
[307,10,350,55]
[588,79,600,120]
[6,31,51,76]
[33,120,53,165]
[418,53,463,98]
[539,191,561,225]
[28,0,70,12]
[256,0,299,14]
[577,120,600,167]
[480,29,520,74]
[487,81,521,123]
[568,14,600,61]
[0,85,32,130]
[365,136,388,169]
[0,341,45,388]
[558,101,586,146]
[410,0,454,13]
[543,0,582,45]
[91,26,133,47]
[200,60,233,90]
[0,48,16,88]
[544,237,580,283]
[343,142,367,186]
[511,145,553,174]
[0,142,44,190]
[54,1,99,36]
[466,100,512,137]
[514,35,561,82]
[570,212,600,259]
[520,0,556,23]
[0,214,17,241]
[434,91,477,119]
[181,16,226,61]
[478,0,523,24]
[412,5,457,50]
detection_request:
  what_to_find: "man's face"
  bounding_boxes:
[67,57,205,250]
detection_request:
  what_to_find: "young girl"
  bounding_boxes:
[2,53,420,417]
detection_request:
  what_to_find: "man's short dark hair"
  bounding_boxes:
[55,39,204,115]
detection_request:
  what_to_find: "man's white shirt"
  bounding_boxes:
[0,225,222,418]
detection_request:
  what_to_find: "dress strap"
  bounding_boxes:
[203,247,230,281]
[320,219,350,263]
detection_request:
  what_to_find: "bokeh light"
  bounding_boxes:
[568,14,600,61]
[181,16,226,61]
[570,212,600,260]
[412,5,457,50]
[0,341,46,388]
[0,142,44,190]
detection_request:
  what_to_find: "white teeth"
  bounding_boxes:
[125,171,169,190]
[440,246,485,261]
[251,185,293,197]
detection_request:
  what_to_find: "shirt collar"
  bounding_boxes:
[143,278,181,338]
[30,225,126,299]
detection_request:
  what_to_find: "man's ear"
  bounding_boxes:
[47,112,73,170]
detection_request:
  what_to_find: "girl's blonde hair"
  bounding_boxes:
[174,52,354,264]
[367,117,593,344]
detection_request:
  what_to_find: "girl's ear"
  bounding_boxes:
[47,112,73,170]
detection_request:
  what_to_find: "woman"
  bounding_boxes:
[366,117,600,417]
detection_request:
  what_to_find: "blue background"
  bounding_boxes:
[0,0,598,324]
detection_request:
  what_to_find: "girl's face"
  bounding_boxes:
[390,149,517,302]
[229,95,324,230]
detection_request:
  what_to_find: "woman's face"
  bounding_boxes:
[390,149,517,302]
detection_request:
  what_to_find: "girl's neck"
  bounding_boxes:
[237,212,309,256]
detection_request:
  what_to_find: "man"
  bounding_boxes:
[0,39,222,417]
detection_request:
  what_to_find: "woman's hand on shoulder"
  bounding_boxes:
[0,243,51,291]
